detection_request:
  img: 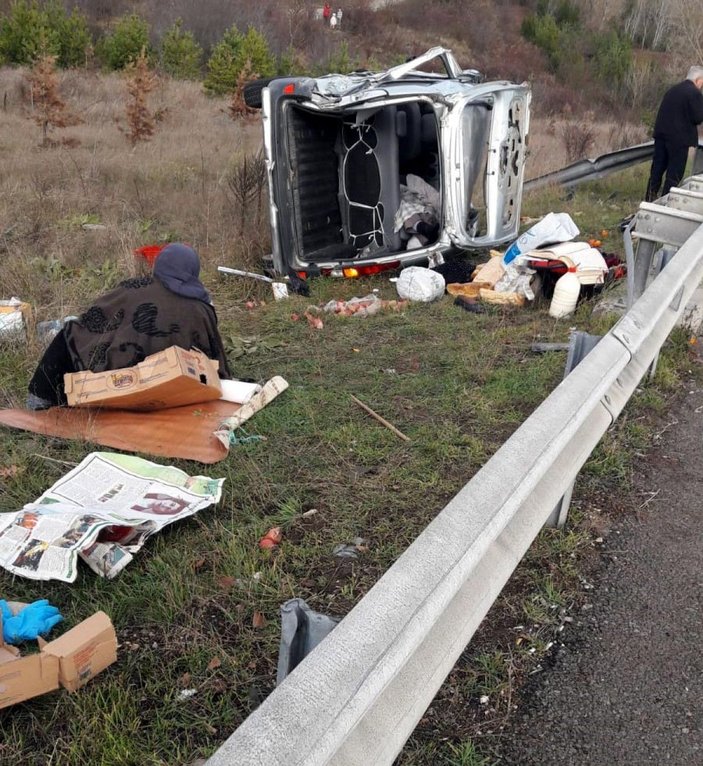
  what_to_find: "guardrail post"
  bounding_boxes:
[633,239,657,303]
[693,144,703,176]
[544,331,602,529]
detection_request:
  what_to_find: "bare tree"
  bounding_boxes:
[668,0,703,63]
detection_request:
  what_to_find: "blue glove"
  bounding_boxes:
[0,599,63,645]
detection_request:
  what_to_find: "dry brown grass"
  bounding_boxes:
[527,116,649,178]
[0,66,266,325]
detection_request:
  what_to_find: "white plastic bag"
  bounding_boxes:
[503,213,579,265]
[396,266,445,302]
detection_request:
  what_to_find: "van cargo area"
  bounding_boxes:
[283,101,441,262]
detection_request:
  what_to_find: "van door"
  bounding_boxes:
[444,85,531,248]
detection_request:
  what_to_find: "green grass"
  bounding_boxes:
[1,165,698,765]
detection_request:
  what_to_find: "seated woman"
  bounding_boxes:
[27,243,232,409]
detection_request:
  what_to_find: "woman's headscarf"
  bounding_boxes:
[153,243,211,303]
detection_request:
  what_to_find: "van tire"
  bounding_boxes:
[243,78,275,109]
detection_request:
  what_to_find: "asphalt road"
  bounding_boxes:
[495,373,703,765]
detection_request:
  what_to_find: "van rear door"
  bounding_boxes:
[445,85,531,248]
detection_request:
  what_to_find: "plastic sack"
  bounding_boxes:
[396,266,445,302]
[503,213,579,265]
[494,263,536,300]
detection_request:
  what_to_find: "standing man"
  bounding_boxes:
[646,66,703,201]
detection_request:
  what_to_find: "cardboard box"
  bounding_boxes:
[64,346,223,411]
[0,299,32,341]
[0,610,117,709]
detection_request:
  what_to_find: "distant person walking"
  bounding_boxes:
[337,8,343,27]
[645,66,703,201]
[322,2,331,23]
[330,11,338,29]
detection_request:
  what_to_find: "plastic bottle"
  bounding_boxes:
[549,271,580,318]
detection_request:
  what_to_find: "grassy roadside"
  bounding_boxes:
[1,74,694,766]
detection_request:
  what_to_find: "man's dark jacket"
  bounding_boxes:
[653,79,703,147]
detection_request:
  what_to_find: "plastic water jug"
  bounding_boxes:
[549,272,580,318]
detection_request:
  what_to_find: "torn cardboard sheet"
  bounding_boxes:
[0,609,117,708]
[0,377,288,463]
[0,452,224,582]
[215,376,289,447]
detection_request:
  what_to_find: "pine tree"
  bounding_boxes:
[122,49,157,146]
[160,18,202,80]
[204,25,244,95]
[26,53,80,145]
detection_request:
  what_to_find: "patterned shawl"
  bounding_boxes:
[64,277,231,378]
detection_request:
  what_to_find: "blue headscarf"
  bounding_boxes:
[153,243,211,303]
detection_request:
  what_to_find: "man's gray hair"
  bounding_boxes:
[687,65,703,81]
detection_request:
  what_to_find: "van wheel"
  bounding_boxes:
[243,78,275,109]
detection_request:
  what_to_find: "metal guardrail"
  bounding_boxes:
[524,142,703,192]
[207,180,703,766]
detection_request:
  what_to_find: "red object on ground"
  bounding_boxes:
[259,527,283,550]
[133,244,165,266]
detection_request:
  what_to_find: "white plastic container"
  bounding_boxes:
[549,271,580,318]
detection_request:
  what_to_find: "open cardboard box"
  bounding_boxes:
[0,299,32,341]
[64,345,222,411]
[0,608,117,709]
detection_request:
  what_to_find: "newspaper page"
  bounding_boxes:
[0,452,224,583]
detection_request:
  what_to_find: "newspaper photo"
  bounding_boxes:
[0,452,224,583]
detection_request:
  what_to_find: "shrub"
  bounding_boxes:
[97,13,149,70]
[47,3,91,68]
[521,12,561,71]
[203,24,243,95]
[593,30,632,90]
[236,27,275,81]
[560,119,595,162]
[0,0,58,65]
[160,18,202,80]
[0,1,91,67]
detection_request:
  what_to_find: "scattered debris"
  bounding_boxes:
[252,611,267,629]
[531,342,570,353]
[259,527,283,550]
[271,282,289,300]
[0,298,31,342]
[0,452,224,582]
[479,289,526,307]
[453,296,486,314]
[0,609,117,709]
[332,537,368,559]
[471,253,505,288]
[304,310,324,330]
[503,212,579,265]
[396,266,445,302]
[350,394,410,442]
[133,244,165,266]
[447,282,491,298]
[276,598,340,684]
[0,599,62,644]
[177,688,197,700]
[301,508,318,519]
[321,294,407,317]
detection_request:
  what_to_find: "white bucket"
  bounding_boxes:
[549,272,580,318]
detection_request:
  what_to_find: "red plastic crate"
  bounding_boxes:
[133,244,165,266]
